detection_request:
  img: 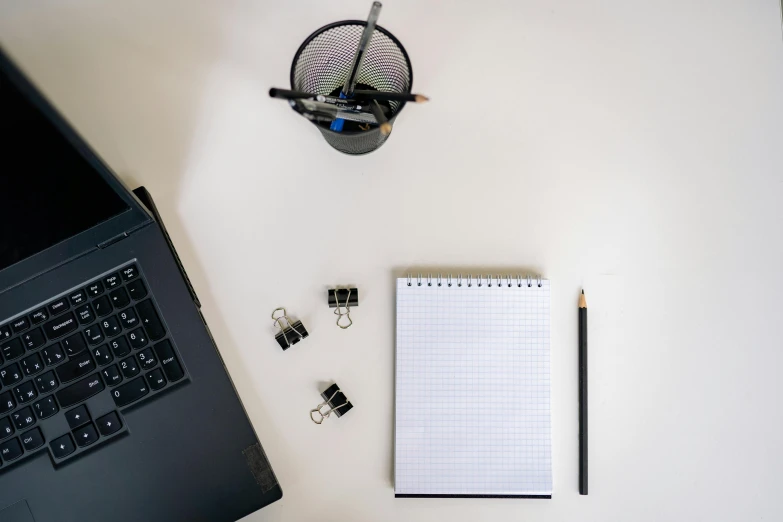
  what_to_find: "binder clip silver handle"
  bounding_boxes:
[333,289,352,329]
[310,389,349,424]
[272,307,307,348]
[328,288,358,330]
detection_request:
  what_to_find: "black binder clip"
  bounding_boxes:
[272,307,308,350]
[327,288,358,329]
[310,383,353,424]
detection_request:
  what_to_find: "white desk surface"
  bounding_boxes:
[2,1,783,520]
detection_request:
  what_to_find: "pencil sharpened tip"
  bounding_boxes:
[415,95,429,103]
[380,122,392,136]
[581,289,584,294]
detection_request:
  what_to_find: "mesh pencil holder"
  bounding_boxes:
[290,20,413,155]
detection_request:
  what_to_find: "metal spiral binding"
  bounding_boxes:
[406,274,543,287]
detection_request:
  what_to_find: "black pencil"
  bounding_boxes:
[579,290,588,495]
[269,88,316,100]
[352,90,429,103]
[370,100,392,136]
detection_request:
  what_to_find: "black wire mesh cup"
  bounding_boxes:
[290,21,413,155]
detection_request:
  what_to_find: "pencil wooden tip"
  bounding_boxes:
[380,122,393,135]
[414,94,429,103]
[579,291,587,308]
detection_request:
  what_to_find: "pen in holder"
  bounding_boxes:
[289,15,413,154]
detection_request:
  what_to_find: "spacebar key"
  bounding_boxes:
[112,377,149,407]
[55,373,105,408]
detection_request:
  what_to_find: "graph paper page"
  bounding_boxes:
[395,277,552,496]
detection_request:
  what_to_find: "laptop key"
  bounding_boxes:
[1,338,24,361]
[56,353,95,383]
[12,407,35,429]
[69,290,87,306]
[11,316,29,333]
[101,315,122,337]
[42,343,65,366]
[34,371,59,394]
[154,340,184,382]
[93,295,113,317]
[0,324,10,340]
[32,396,58,420]
[51,433,76,459]
[21,428,44,451]
[0,417,13,439]
[14,381,37,404]
[0,392,15,414]
[120,356,140,379]
[146,368,167,390]
[104,273,121,290]
[74,423,99,447]
[121,265,139,281]
[102,365,123,387]
[21,328,46,351]
[0,437,23,462]
[83,325,104,346]
[55,373,104,408]
[30,308,49,325]
[48,298,70,316]
[126,279,147,300]
[112,376,149,407]
[62,332,87,357]
[75,303,95,325]
[136,299,165,340]
[96,411,122,436]
[138,348,157,370]
[86,281,104,297]
[43,312,78,340]
[0,364,22,387]
[110,288,130,310]
[109,337,131,358]
[118,308,138,329]
[65,405,90,429]
[128,328,148,349]
[93,345,113,366]
[21,352,44,376]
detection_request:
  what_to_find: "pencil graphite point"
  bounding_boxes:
[581,289,584,294]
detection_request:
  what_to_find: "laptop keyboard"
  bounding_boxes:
[0,262,187,469]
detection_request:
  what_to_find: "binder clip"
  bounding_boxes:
[272,307,308,350]
[310,383,353,424]
[327,288,358,329]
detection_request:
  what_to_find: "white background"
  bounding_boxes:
[2,1,783,521]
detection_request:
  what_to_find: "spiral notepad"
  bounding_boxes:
[395,274,552,498]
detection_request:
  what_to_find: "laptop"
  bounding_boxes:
[0,47,282,521]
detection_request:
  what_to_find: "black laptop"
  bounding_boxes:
[0,48,282,521]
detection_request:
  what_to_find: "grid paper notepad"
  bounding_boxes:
[394,275,552,498]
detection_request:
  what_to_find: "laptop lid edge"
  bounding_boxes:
[0,45,152,294]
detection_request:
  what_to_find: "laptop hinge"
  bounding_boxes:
[97,221,148,249]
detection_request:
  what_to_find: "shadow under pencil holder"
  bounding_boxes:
[290,20,413,155]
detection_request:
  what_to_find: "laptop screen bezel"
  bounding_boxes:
[0,47,152,294]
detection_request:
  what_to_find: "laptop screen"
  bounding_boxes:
[0,64,130,272]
